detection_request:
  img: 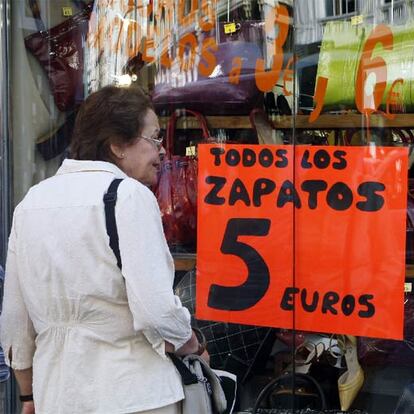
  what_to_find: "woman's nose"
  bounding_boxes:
[159,146,166,156]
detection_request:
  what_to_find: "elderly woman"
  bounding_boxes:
[0,86,202,414]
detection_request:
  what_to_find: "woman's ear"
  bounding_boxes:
[110,142,126,160]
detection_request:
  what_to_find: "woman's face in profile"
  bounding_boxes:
[115,109,165,186]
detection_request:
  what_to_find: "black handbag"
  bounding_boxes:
[251,373,327,414]
[245,372,368,414]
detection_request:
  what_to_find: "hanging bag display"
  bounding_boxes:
[25,0,93,112]
[154,109,210,249]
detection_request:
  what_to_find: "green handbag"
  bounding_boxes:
[316,20,414,112]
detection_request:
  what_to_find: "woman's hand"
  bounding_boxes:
[165,328,208,358]
[169,331,199,356]
[199,349,210,364]
[21,401,35,414]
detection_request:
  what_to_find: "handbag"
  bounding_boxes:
[316,20,414,113]
[154,109,210,249]
[152,2,264,115]
[152,41,264,115]
[102,179,228,414]
[25,0,93,112]
[169,353,227,414]
[242,409,368,414]
[251,372,327,413]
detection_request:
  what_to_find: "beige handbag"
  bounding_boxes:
[169,353,227,414]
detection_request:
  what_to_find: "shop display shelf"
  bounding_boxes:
[406,264,414,279]
[172,253,196,271]
[160,114,414,130]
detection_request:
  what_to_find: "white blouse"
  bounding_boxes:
[0,160,192,414]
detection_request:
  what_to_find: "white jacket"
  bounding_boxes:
[0,159,192,414]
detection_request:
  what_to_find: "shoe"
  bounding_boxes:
[294,340,325,374]
[277,94,292,115]
[337,335,364,411]
[264,92,278,115]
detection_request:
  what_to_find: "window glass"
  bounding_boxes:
[5,0,412,412]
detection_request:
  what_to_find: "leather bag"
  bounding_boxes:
[25,0,93,112]
[152,4,265,116]
[152,40,264,115]
[251,373,327,413]
[154,109,210,249]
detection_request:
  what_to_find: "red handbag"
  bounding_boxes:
[25,0,93,112]
[154,109,210,249]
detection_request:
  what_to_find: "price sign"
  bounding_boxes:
[62,6,73,16]
[223,22,237,34]
[197,144,408,340]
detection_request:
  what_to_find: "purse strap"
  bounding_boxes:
[103,178,124,271]
[103,177,199,385]
[168,353,198,385]
[28,0,46,32]
[166,109,210,156]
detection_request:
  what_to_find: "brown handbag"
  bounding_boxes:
[24,0,93,112]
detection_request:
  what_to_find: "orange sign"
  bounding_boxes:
[197,144,408,339]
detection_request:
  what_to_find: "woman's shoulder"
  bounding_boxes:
[118,177,157,205]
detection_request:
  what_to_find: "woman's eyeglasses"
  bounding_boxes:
[139,133,164,150]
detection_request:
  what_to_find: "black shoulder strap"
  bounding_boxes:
[103,178,124,271]
[103,178,197,383]
[168,353,198,385]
